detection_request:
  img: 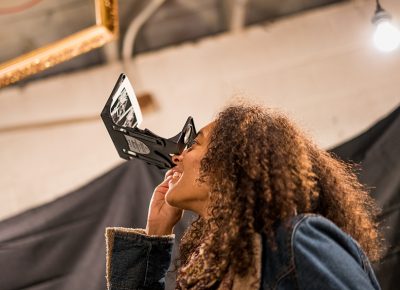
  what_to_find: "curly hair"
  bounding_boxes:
[175,103,382,289]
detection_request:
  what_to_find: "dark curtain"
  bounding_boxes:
[0,106,398,290]
[330,106,400,290]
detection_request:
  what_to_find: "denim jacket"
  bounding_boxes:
[105,214,381,290]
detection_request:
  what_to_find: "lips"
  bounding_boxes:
[173,167,184,178]
[173,171,182,178]
[173,167,183,174]
[168,169,182,186]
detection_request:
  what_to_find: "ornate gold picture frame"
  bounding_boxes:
[0,0,119,88]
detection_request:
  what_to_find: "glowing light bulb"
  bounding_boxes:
[373,20,400,52]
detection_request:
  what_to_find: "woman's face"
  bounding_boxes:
[165,122,213,217]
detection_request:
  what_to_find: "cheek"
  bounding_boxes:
[185,152,209,193]
[165,162,209,207]
[168,145,210,199]
[183,166,210,200]
[181,155,202,184]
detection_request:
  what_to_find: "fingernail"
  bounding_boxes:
[173,172,180,178]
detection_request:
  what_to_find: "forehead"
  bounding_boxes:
[197,122,214,139]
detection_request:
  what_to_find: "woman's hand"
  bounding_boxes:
[145,169,183,235]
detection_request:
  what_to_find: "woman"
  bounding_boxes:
[105,103,382,290]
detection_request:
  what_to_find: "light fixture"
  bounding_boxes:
[372,0,400,52]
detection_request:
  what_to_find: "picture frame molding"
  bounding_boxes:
[0,0,119,88]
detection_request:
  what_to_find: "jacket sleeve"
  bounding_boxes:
[105,227,175,290]
[292,217,381,290]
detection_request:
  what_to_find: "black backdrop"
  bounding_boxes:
[330,106,400,290]
[0,106,399,290]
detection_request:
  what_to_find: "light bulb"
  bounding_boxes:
[373,20,400,52]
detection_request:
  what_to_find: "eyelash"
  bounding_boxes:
[186,139,199,150]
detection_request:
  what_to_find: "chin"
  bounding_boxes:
[165,188,187,209]
[165,192,174,206]
[165,189,179,207]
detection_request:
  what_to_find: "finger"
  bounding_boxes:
[164,168,176,180]
[168,171,182,185]
[159,175,173,188]
[173,171,182,179]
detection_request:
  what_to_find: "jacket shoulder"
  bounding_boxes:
[261,214,380,290]
[291,214,380,290]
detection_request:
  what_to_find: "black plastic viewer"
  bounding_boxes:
[101,73,197,169]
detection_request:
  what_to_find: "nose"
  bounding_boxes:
[172,151,184,165]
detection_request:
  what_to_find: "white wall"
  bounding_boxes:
[0,0,399,220]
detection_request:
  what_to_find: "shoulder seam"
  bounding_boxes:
[289,214,312,290]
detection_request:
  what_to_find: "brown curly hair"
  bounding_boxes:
[175,103,382,289]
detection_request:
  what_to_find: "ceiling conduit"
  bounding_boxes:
[122,0,166,92]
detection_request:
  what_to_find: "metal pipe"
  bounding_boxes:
[122,0,166,88]
[226,0,248,32]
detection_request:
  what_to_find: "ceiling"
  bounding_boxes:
[0,0,345,86]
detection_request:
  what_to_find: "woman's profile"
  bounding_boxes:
[105,102,382,290]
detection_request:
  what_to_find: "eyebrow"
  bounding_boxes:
[197,130,204,139]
